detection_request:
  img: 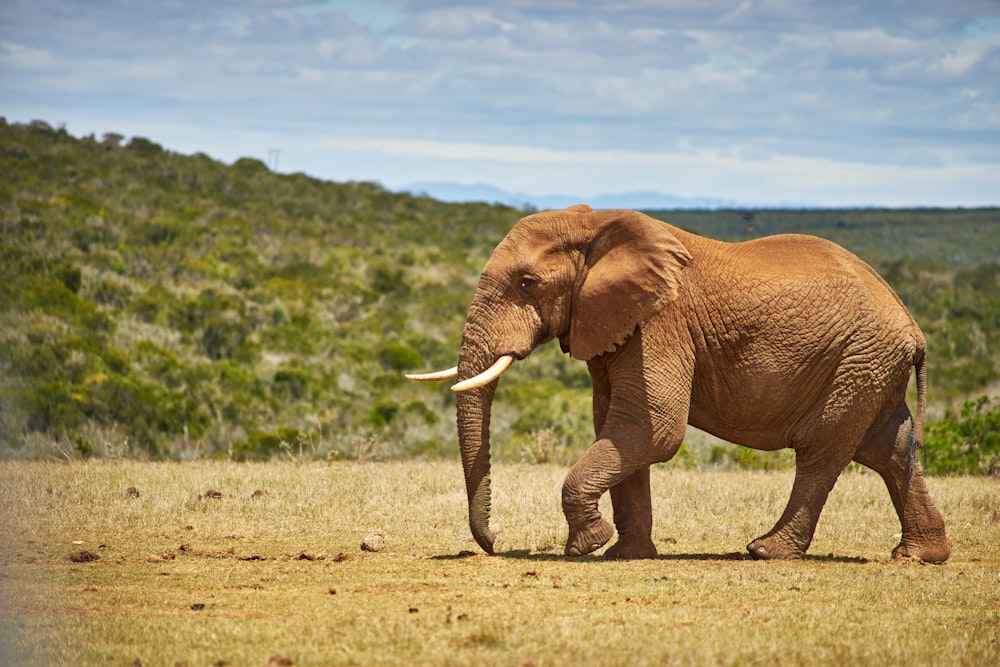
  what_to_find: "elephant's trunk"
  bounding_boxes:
[456,331,500,554]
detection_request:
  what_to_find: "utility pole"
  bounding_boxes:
[267,148,281,171]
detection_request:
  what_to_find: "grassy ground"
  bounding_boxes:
[0,461,997,666]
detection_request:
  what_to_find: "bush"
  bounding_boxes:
[376,343,423,371]
[708,445,795,471]
[925,396,1000,476]
[273,367,310,400]
[229,428,305,462]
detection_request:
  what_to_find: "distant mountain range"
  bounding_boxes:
[398,181,783,210]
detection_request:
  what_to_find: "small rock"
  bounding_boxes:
[360,533,385,552]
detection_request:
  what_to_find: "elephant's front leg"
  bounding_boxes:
[579,363,658,558]
[561,438,626,556]
[562,430,679,557]
[564,339,689,557]
[604,467,658,560]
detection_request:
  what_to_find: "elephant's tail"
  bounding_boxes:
[914,350,927,449]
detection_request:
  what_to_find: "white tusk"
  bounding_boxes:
[451,355,514,392]
[404,366,459,382]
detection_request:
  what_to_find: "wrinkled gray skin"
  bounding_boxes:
[445,205,949,562]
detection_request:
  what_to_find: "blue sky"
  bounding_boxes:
[3,1,999,207]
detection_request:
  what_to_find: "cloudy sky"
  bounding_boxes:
[3,1,999,207]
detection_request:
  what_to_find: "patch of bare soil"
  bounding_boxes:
[65,550,100,563]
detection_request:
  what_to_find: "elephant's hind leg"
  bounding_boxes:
[747,446,849,560]
[853,402,950,563]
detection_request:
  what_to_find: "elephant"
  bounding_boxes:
[407,205,950,563]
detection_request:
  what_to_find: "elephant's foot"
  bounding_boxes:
[565,517,614,557]
[892,504,950,563]
[892,536,950,564]
[603,537,657,560]
[746,534,805,560]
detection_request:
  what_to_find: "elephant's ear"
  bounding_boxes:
[570,210,693,360]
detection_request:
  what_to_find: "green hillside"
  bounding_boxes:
[2,119,998,472]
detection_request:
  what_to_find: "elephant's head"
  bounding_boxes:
[408,205,693,553]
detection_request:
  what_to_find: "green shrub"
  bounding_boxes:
[708,445,795,471]
[202,311,254,360]
[230,428,304,462]
[132,217,186,246]
[130,285,175,323]
[52,260,82,293]
[23,380,88,434]
[366,400,400,428]
[925,396,1000,476]
[89,277,132,307]
[369,261,407,295]
[126,136,164,155]
[273,367,310,400]
[4,273,111,334]
[499,379,593,461]
[376,343,423,371]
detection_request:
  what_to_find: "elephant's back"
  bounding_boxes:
[714,234,912,312]
[675,228,924,345]
[732,233,862,274]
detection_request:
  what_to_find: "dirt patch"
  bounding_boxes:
[66,550,100,563]
[177,544,267,561]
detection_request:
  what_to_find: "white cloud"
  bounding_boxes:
[307,133,998,206]
[1,0,997,206]
[928,33,1000,78]
[0,41,54,69]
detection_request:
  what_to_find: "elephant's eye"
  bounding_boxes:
[519,277,538,292]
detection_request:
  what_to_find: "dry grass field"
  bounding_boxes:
[0,461,997,666]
